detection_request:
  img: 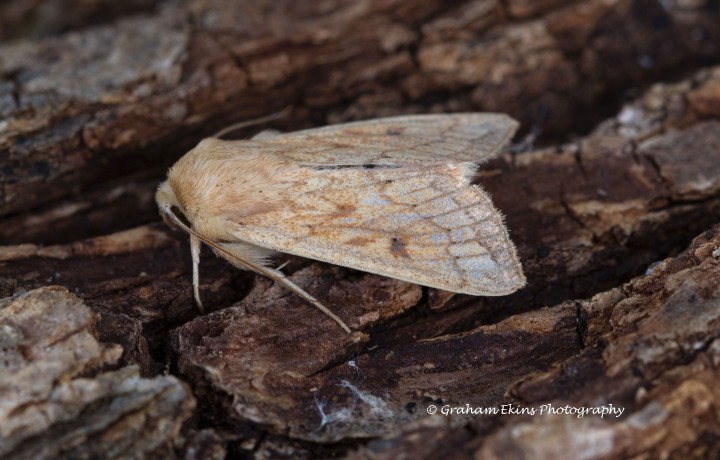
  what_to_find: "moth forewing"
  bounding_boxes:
[157,113,525,333]
[229,161,525,296]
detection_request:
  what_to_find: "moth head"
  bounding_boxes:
[156,179,189,232]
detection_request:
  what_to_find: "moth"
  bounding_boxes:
[156,113,526,333]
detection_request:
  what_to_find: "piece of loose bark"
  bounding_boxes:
[0,286,195,460]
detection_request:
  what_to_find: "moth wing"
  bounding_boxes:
[256,113,518,165]
[229,164,525,295]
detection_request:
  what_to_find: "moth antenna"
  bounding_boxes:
[244,261,352,334]
[216,245,352,333]
[213,106,292,139]
[160,206,351,333]
[190,233,205,312]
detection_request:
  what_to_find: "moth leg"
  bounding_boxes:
[190,234,205,312]
[276,259,291,270]
[217,242,352,334]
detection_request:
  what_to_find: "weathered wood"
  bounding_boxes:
[0,287,195,459]
[2,1,720,458]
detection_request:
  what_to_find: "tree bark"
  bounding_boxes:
[1,0,720,458]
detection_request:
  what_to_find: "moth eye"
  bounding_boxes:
[170,206,193,228]
[160,211,177,230]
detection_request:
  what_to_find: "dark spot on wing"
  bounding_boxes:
[391,237,410,258]
[386,127,404,136]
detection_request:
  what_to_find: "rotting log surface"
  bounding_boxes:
[1,1,720,459]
